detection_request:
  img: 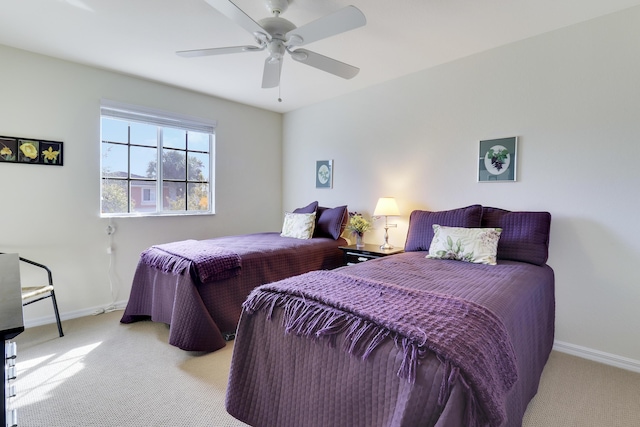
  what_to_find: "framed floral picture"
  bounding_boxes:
[478,137,517,182]
[315,160,333,188]
[0,135,63,166]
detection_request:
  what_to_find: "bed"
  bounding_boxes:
[120,202,349,352]
[225,205,554,427]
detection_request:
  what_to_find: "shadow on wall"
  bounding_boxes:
[549,215,640,360]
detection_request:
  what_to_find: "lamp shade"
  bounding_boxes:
[373,197,400,217]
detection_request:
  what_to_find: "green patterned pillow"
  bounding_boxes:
[426,224,502,265]
[280,212,317,239]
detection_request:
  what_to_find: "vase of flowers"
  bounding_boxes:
[346,212,372,249]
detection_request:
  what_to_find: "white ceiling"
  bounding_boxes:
[2,0,640,113]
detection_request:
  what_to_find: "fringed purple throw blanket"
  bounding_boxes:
[140,240,241,283]
[243,269,518,426]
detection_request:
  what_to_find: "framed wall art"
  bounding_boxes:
[478,137,517,182]
[0,135,64,166]
[315,160,333,189]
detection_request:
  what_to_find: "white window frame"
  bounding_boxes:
[100,100,216,218]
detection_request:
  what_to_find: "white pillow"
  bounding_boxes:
[426,224,502,265]
[280,212,316,239]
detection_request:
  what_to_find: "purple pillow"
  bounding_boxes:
[404,205,483,252]
[293,201,318,214]
[314,205,348,240]
[481,207,551,266]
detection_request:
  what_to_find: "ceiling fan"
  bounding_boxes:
[177,0,366,89]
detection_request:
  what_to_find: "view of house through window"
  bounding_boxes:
[100,102,215,217]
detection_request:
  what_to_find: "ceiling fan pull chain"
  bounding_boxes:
[278,85,282,103]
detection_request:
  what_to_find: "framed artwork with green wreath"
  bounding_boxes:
[478,137,517,182]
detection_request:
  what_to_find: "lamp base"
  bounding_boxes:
[380,225,394,250]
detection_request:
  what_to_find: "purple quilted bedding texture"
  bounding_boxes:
[243,269,518,426]
[226,252,555,427]
[140,239,242,283]
[121,232,347,351]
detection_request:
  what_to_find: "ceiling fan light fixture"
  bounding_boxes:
[182,0,366,90]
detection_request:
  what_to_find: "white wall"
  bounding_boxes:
[0,44,283,321]
[283,8,640,365]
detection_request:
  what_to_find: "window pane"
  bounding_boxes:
[101,118,128,143]
[100,102,214,217]
[162,181,186,211]
[130,146,157,178]
[164,127,186,149]
[188,152,209,181]
[130,122,157,147]
[102,142,128,178]
[162,149,186,180]
[101,179,129,214]
[188,183,209,211]
[130,180,156,213]
[188,132,209,152]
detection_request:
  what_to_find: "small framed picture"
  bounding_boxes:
[0,135,63,166]
[315,160,333,189]
[478,137,517,182]
[0,137,18,162]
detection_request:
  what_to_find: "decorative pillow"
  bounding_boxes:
[314,205,348,240]
[427,225,502,265]
[280,212,316,239]
[293,201,318,214]
[481,207,551,266]
[404,205,483,252]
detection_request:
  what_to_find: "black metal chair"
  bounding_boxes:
[1,253,64,337]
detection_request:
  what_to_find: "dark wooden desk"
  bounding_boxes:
[1,253,23,427]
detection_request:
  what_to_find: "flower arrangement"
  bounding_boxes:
[346,212,373,236]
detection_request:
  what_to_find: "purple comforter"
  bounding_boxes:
[121,232,347,352]
[226,252,555,426]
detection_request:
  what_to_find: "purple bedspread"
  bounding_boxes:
[226,252,555,427]
[121,232,347,351]
[243,269,518,426]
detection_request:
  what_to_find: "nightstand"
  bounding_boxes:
[338,244,404,266]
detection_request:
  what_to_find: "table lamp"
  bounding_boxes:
[373,197,400,250]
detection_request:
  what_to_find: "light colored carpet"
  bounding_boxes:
[11,312,640,426]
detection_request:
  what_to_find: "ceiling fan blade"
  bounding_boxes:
[289,49,359,79]
[286,5,366,47]
[176,45,263,57]
[262,57,283,88]
[205,0,269,39]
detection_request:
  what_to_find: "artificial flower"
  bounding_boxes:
[42,146,60,162]
[346,212,373,236]
[20,142,38,159]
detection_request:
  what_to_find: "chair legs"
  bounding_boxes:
[50,290,64,337]
[22,291,64,337]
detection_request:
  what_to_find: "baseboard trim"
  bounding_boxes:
[554,340,640,373]
[23,300,128,329]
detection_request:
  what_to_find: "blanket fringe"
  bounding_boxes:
[140,247,191,275]
[244,291,424,383]
[243,268,516,427]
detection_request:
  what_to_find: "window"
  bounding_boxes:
[100,101,216,217]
